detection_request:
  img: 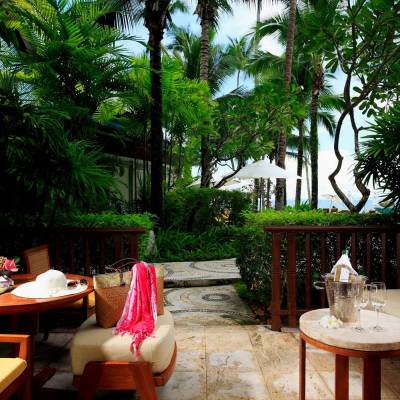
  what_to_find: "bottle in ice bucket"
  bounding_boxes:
[314,250,366,323]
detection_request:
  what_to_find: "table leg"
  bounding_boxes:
[363,358,381,400]
[299,335,306,400]
[335,354,349,400]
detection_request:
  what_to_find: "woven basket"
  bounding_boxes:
[94,265,164,328]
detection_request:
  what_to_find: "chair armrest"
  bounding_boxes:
[0,334,31,361]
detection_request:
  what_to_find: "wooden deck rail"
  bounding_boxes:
[51,227,146,276]
[264,225,400,331]
[0,227,146,276]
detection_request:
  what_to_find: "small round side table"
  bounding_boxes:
[299,308,400,400]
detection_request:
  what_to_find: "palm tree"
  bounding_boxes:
[287,92,342,205]
[195,0,231,187]
[0,1,124,223]
[99,0,175,222]
[256,0,340,208]
[226,35,252,88]
[168,25,232,95]
[274,0,297,210]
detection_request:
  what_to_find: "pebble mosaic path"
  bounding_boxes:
[28,259,400,399]
[159,258,241,287]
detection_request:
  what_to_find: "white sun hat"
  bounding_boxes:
[12,270,87,299]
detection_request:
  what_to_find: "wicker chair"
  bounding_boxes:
[70,265,176,400]
[21,245,95,337]
[0,334,31,400]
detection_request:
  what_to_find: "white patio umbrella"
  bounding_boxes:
[235,159,301,180]
[220,178,253,191]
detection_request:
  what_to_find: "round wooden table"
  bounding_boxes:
[299,309,400,400]
[0,273,93,315]
[0,273,93,389]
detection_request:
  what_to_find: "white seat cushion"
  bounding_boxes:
[71,310,175,375]
[0,358,27,394]
[385,289,400,318]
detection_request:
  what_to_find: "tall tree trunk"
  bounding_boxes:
[295,118,304,207]
[305,157,311,204]
[275,0,297,210]
[148,27,164,223]
[266,178,271,208]
[199,14,212,187]
[309,62,323,209]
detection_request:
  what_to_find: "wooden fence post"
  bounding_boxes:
[271,233,282,331]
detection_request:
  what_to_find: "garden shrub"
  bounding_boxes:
[164,188,253,231]
[56,212,155,230]
[236,209,397,309]
[56,212,155,262]
[148,227,239,262]
[243,207,395,228]
[236,225,272,305]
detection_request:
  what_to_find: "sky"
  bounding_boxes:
[125,1,379,209]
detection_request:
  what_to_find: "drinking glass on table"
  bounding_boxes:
[353,284,371,332]
[370,282,387,331]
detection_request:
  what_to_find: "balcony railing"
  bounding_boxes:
[1,227,146,276]
[264,225,400,331]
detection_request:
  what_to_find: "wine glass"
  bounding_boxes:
[353,284,371,332]
[370,282,387,331]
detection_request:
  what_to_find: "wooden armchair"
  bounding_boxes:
[21,245,95,335]
[0,334,31,400]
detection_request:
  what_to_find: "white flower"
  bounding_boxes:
[319,315,343,329]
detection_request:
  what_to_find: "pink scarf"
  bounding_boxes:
[113,262,158,356]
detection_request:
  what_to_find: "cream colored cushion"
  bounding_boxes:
[384,289,400,318]
[0,358,27,393]
[71,309,175,375]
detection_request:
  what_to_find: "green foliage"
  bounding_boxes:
[148,227,238,262]
[168,26,233,95]
[164,188,253,231]
[357,102,400,213]
[0,0,140,224]
[243,208,395,229]
[236,209,396,307]
[236,225,272,305]
[0,69,118,225]
[56,212,155,230]
[213,83,288,165]
[2,0,136,135]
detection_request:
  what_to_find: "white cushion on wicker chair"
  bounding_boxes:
[71,310,175,375]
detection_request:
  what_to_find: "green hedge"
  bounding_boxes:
[243,207,395,228]
[164,188,253,231]
[237,209,397,308]
[56,212,155,230]
[56,212,155,259]
[148,227,239,262]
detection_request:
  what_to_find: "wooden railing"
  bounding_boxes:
[50,227,146,276]
[265,225,400,331]
[1,227,146,276]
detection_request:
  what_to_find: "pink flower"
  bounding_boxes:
[4,259,18,272]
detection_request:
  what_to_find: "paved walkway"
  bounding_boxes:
[160,258,241,287]
[160,258,255,326]
[165,285,256,326]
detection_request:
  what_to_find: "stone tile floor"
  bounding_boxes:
[20,259,400,399]
[38,323,400,399]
